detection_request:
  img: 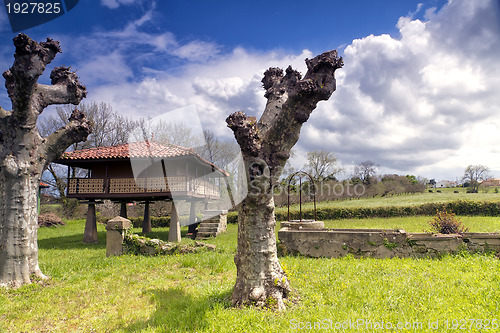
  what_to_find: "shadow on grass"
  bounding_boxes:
[122,287,232,332]
[38,231,107,250]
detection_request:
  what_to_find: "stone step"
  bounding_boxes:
[198,222,220,228]
[196,232,218,238]
[198,226,220,233]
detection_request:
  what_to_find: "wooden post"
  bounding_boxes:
[143,201,151,233]
[120,202,127,218]
[66,166,70,196]
[168,202,181,242]
[83,200,98,243]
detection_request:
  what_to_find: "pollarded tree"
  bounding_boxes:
[0,34,91,288]
[226,51,343,310]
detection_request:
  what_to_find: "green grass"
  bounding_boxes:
[1,217,500,332]
[277,188,500,212]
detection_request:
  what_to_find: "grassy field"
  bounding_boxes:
[322,215,500,233]
[1,214,500,332]
[276,187,500,212]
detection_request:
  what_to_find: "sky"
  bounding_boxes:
[0,0,499,182]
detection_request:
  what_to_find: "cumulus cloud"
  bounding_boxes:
[87,47,315,140]
[302,0,500,179]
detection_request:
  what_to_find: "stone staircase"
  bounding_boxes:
[196,210,228,239]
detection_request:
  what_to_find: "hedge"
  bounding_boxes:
[98,200,500,226]
[227,200,500,223]
[99,215,170,228]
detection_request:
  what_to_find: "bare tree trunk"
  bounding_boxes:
[0,34,91,288]
[232,176,289,308]
[0,171,45,287]
[227,51,343,310]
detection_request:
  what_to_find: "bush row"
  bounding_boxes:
[227,200,500,223]
[98,215,170,228]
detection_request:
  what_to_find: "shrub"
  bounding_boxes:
[427,207,469,234]
[61,197,80,219]
[227,211,238,224]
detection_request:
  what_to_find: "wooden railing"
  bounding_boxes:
[67,177,220,198]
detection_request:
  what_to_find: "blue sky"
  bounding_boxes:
[1,0,499,181]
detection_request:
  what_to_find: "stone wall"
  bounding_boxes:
[278,227,500,259]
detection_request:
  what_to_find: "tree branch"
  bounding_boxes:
[226,111,261,158]
[226,50,342,183]
[3,34,61,112]
[35,67,87,111]
[40,109,92,164]
[260,50,343,168]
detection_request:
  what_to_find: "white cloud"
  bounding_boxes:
[100,0,137,9]
[301,0,500,180]
[86,47,315,139]
[170,41,221,62]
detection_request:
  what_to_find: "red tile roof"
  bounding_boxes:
[59,141,193,160]
[56,141,227,176]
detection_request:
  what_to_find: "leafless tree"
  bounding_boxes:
[463,164,492,193]
[226,51,343,310]
[134,118,202,148]
[39,102,137,198]
[0,34,91,288]
[353,160,378,185]
[304,150,341,181]
[196,130,239,171]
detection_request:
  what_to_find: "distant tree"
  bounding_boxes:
[380,174,425,196]
[136,118,202,148]
[353,160,378,185]
[197,130,240,172]
[462,165,492,193]
[304,150,341,181]
[0,34,91,288]
[429,179,436,187]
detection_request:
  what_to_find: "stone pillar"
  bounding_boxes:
[168,202,181,242]
[187,201,199,237]
[83,200,98,243]
[120,202,127,218]
[188,201,197,225]
[143,201,151,233]
[105,216,132,257]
